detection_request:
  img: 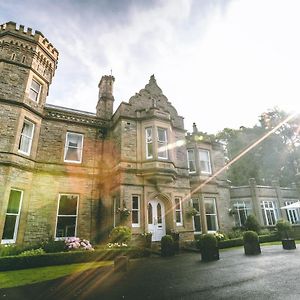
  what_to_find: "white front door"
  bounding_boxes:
[148,199,166,241]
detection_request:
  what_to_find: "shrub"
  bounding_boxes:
[244,215,260,233]
[276,219,292,239]
[42,239,66,253]
[161,235,175,257]
[0,247,151,271]
[65,237,94,251]
[19,248,45,256]
[198,234,217,249]
[243,231,259,243]
[109,226,132,244]
[218,237,243,249]
[227,229,244,239]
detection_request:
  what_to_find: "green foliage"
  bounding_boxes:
[199,234,218,249]
[42,240,66,253]
[0,248,150,271]
[243,231,259,243]
[244,215,260,233]
[227,229,244,239]
[0,243,42,257]
[19,248,45,257]
[216,108,300,186]
[109,226,132,243]
[218,238,243,248]
[276,219,292,239]
[161,235,175,257]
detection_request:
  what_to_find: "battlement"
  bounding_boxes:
[0,21,58,59]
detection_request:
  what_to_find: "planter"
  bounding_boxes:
[171,232,180,253]
[244,242,261,255]
[282,239,296,250]
[201,247,219,262]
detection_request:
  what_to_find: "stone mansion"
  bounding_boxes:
[1,22,300,245]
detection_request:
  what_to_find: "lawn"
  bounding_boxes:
[0,260,113,289]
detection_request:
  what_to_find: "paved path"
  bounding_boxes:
[1,245,300,299]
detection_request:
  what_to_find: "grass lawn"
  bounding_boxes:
[0,260,113,289]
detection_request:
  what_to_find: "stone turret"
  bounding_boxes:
[0,21,59,111]
[96,75,115,119]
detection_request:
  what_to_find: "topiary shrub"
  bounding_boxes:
[161,235,175,257]
[275,219,292,239]
[243,231,261,255]
[199,234,219,262]
[244,215,260,233]
[42,239,66,253]
[109,226,132,244]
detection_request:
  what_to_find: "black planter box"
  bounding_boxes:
[201,247,220,262]
[171,232,180,253]
[244,242,261,255]
[282,239,296,250]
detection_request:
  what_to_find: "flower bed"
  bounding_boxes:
[0,247,150,271]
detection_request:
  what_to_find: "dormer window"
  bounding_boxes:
[199,149,212,175]
[29,79,42,102]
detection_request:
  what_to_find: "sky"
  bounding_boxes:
[1,0,300,134]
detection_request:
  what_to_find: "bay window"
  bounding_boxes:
[187,149,196,173]
[29,78,42,102]
[145,126,168,160]
[285,201,300,224]
[18,119,35,155]
[199,149,212,175]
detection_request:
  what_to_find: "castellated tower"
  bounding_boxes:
[0,21,59,110]
[0,21,58,157]
[96,75,115,119]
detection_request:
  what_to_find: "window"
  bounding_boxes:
[64,132,84,163]
[55,194,78,238]
[199,149,212,175]
[233,201,251,227]
[29,79,42,102]
[132,195,140,227]
[157,127,168,159]
[192,199,202,233]
[1,189,23,244]
[261,201,278,226]
[285,201,300,224]
[11,53,16,60]
[204,198,218,231]
[18,119,35,155]
[175,197,183,226]
[187,149,196,173]
[145,127,153,159]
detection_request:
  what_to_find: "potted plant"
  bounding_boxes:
[199,234,219,262]
[139,232,152,248]
[276,219,296,250]
[243,231,261,255]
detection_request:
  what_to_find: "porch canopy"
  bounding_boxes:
[280,202,300,209]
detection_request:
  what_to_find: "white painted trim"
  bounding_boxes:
[199,149,212,175]
[131,195,140,227]
[1,189,23,244]
[18,119,35,156]
[54,193,79,239]
[64,132,84,163]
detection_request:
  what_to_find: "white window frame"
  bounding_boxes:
[175,197,183,226]
[131,195,140,227]
[64,132,84,163]
[199,149,212,175]
[145,127,153,159]
[192,199,202,234]
[285,201,300,224]
[187,149,196,173]
[29,78,42,102]
[55,194,79,239]
[204,197,218,232]
[1,189,23,244]
[233,201,251,227]
[261,201,278,226]
[18,119,35,156]
[157,127,168,159]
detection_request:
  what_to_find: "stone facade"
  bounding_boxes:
[1,22,299,246]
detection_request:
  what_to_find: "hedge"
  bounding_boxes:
[0,247,150,271]
[206,234,279,249]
